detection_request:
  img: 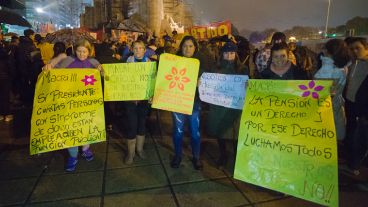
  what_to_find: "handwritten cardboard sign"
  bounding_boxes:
[234,80,338,207]
[103,62,157,101]
[30,69,106,155]
[152,53,200,115]
[187,21,231,40]
[199,73,248,109]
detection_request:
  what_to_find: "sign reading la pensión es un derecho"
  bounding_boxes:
[234,80,338,207]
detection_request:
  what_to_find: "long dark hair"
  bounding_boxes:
[53,42,66,58]
[325,39,350,68]
[218,52,246,74]
[271,32,286,44]
[176,35,199,57]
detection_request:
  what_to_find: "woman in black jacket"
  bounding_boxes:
[258,42,307,80]
[0,44,13,121]
[345,37,368,175]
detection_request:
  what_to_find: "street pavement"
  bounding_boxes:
[0,110,367,207]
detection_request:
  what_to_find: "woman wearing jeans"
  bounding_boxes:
[170,36,203,170]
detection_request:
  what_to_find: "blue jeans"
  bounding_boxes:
[172,101,201,159]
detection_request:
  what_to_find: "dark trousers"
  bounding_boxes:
[20,79,35,106]
[104,102,115,125]
[125,101,149,139]
[217,139,227,157]
[0,79,11,115]
[349,117,368,169]
[345,100,368,169]
[345,100,357,143]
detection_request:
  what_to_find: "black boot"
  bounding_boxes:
[192,157,203,170]
[170,156,182,168]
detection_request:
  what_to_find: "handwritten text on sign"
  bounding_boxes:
[30,69,106,155]
[152,53,199,115]
[234,80,338,207]
[199,73,248,109]
[103,62,157,101]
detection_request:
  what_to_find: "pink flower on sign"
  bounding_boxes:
[81,75,97,86]
[298,80,324,99]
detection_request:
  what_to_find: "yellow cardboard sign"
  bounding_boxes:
[30,69,106,155]
[234,80,338,207]
[103,62,157,101]
[152,54,200,115]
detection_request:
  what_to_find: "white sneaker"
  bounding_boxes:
[0,115,4,121]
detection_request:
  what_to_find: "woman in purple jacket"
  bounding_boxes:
[45,39,102,172]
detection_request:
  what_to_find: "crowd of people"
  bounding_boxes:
[0,29,367,189]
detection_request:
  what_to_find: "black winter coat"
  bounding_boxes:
[356,76,368,118]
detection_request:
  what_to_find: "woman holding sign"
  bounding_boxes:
[206,42,249,168]
[171,36,204,170]
[44,39,102,172]
[123,40,151,165]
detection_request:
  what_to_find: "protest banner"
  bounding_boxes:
[30,69,106,155]
[152,53,200,115]
[103,62,157,101]
[187,21,231,40]
[199,73,248,109]
[234,80,338,207]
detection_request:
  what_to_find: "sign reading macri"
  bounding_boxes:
[234,80,338,207]
[30,69,106,155]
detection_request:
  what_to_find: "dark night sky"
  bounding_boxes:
[193,0,368,31]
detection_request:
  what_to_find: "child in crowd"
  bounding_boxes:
[44,39,102,172]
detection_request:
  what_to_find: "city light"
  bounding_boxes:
[35,8,44,13]
[289,36,297,42]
